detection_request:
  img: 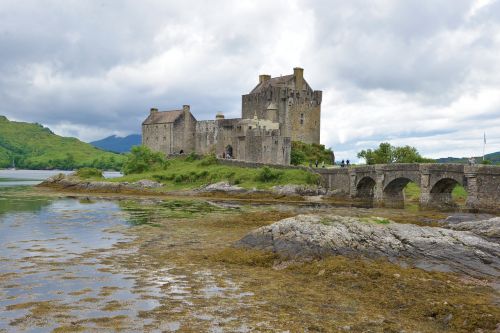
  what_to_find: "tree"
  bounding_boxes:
[357,142,433,165]
[290,141,333,166]
[122,145,168,175]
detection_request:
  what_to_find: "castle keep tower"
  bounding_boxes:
[242,67,322,144]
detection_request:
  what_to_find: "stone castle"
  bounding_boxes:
[142,67,322,165]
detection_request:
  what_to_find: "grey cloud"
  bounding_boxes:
[0,0,498,158]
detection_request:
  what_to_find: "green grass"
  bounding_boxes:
[111,156,320,190]
[0,116,125,170]
[404,182,467,202]
[75,167,104,179]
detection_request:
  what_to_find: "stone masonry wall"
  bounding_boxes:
[142,123,174,154]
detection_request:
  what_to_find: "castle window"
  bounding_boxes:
[249,126,252,129]
[163,137,166,141]
[300,113,304,125]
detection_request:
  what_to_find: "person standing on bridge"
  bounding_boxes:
[346,159,350,167]
[340,160,345,168]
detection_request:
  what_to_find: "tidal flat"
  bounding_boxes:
[0,187,498,332]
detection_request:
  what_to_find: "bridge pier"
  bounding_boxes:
[464,166,479,211]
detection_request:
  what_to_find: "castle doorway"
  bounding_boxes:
[225,145,233,159]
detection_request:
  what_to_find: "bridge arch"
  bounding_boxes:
[356,176,376,198]
[425,177,467,209]
[382,176,420,208]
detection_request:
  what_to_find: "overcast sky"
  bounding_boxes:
[1,0,499,160]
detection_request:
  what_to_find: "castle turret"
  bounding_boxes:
[259,74,271,84]
[293,67,304,91]
[150,107,158,114]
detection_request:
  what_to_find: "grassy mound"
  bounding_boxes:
[113,155,320,190]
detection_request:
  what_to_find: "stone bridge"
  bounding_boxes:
[315,164,500,212]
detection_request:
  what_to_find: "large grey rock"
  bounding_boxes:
[271,185,328,196]
[197,182,246,193]
[447,217,500,239]
[131,179,163,188]
[236,215,500,278]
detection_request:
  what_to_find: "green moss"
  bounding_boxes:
[359,217,391,225]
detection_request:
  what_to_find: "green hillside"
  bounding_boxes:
[436,151,500,165]
[0,116,124,170]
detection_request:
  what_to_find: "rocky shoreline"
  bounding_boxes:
[37,173,330,199]
[236,214,500,279]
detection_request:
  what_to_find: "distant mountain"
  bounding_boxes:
[90,134,141,153]
[0,116,125,170]
[435,151,500,165]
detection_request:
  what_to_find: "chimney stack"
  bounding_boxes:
[293,67,304,91]
[259,74,271,84]
[150,108,158,114]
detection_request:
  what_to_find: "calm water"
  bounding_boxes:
[0,169,122,187]
[0,191,157,332]
[0,188,248,332]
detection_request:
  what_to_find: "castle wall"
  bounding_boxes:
[182,109,197,153]
[195,120,218,155]
[171,113,196,153]
[142,123,174,154]
[240,129,291,165]
[289,102,321,144]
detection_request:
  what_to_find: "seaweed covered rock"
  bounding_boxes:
[236,215,500,278]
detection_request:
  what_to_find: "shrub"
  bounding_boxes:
[256,166,283,182]
[198,153,218,166]
[76,167,103,179]
[305,172,320,185]
[122,145,168,175]
[185,152,200,162]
